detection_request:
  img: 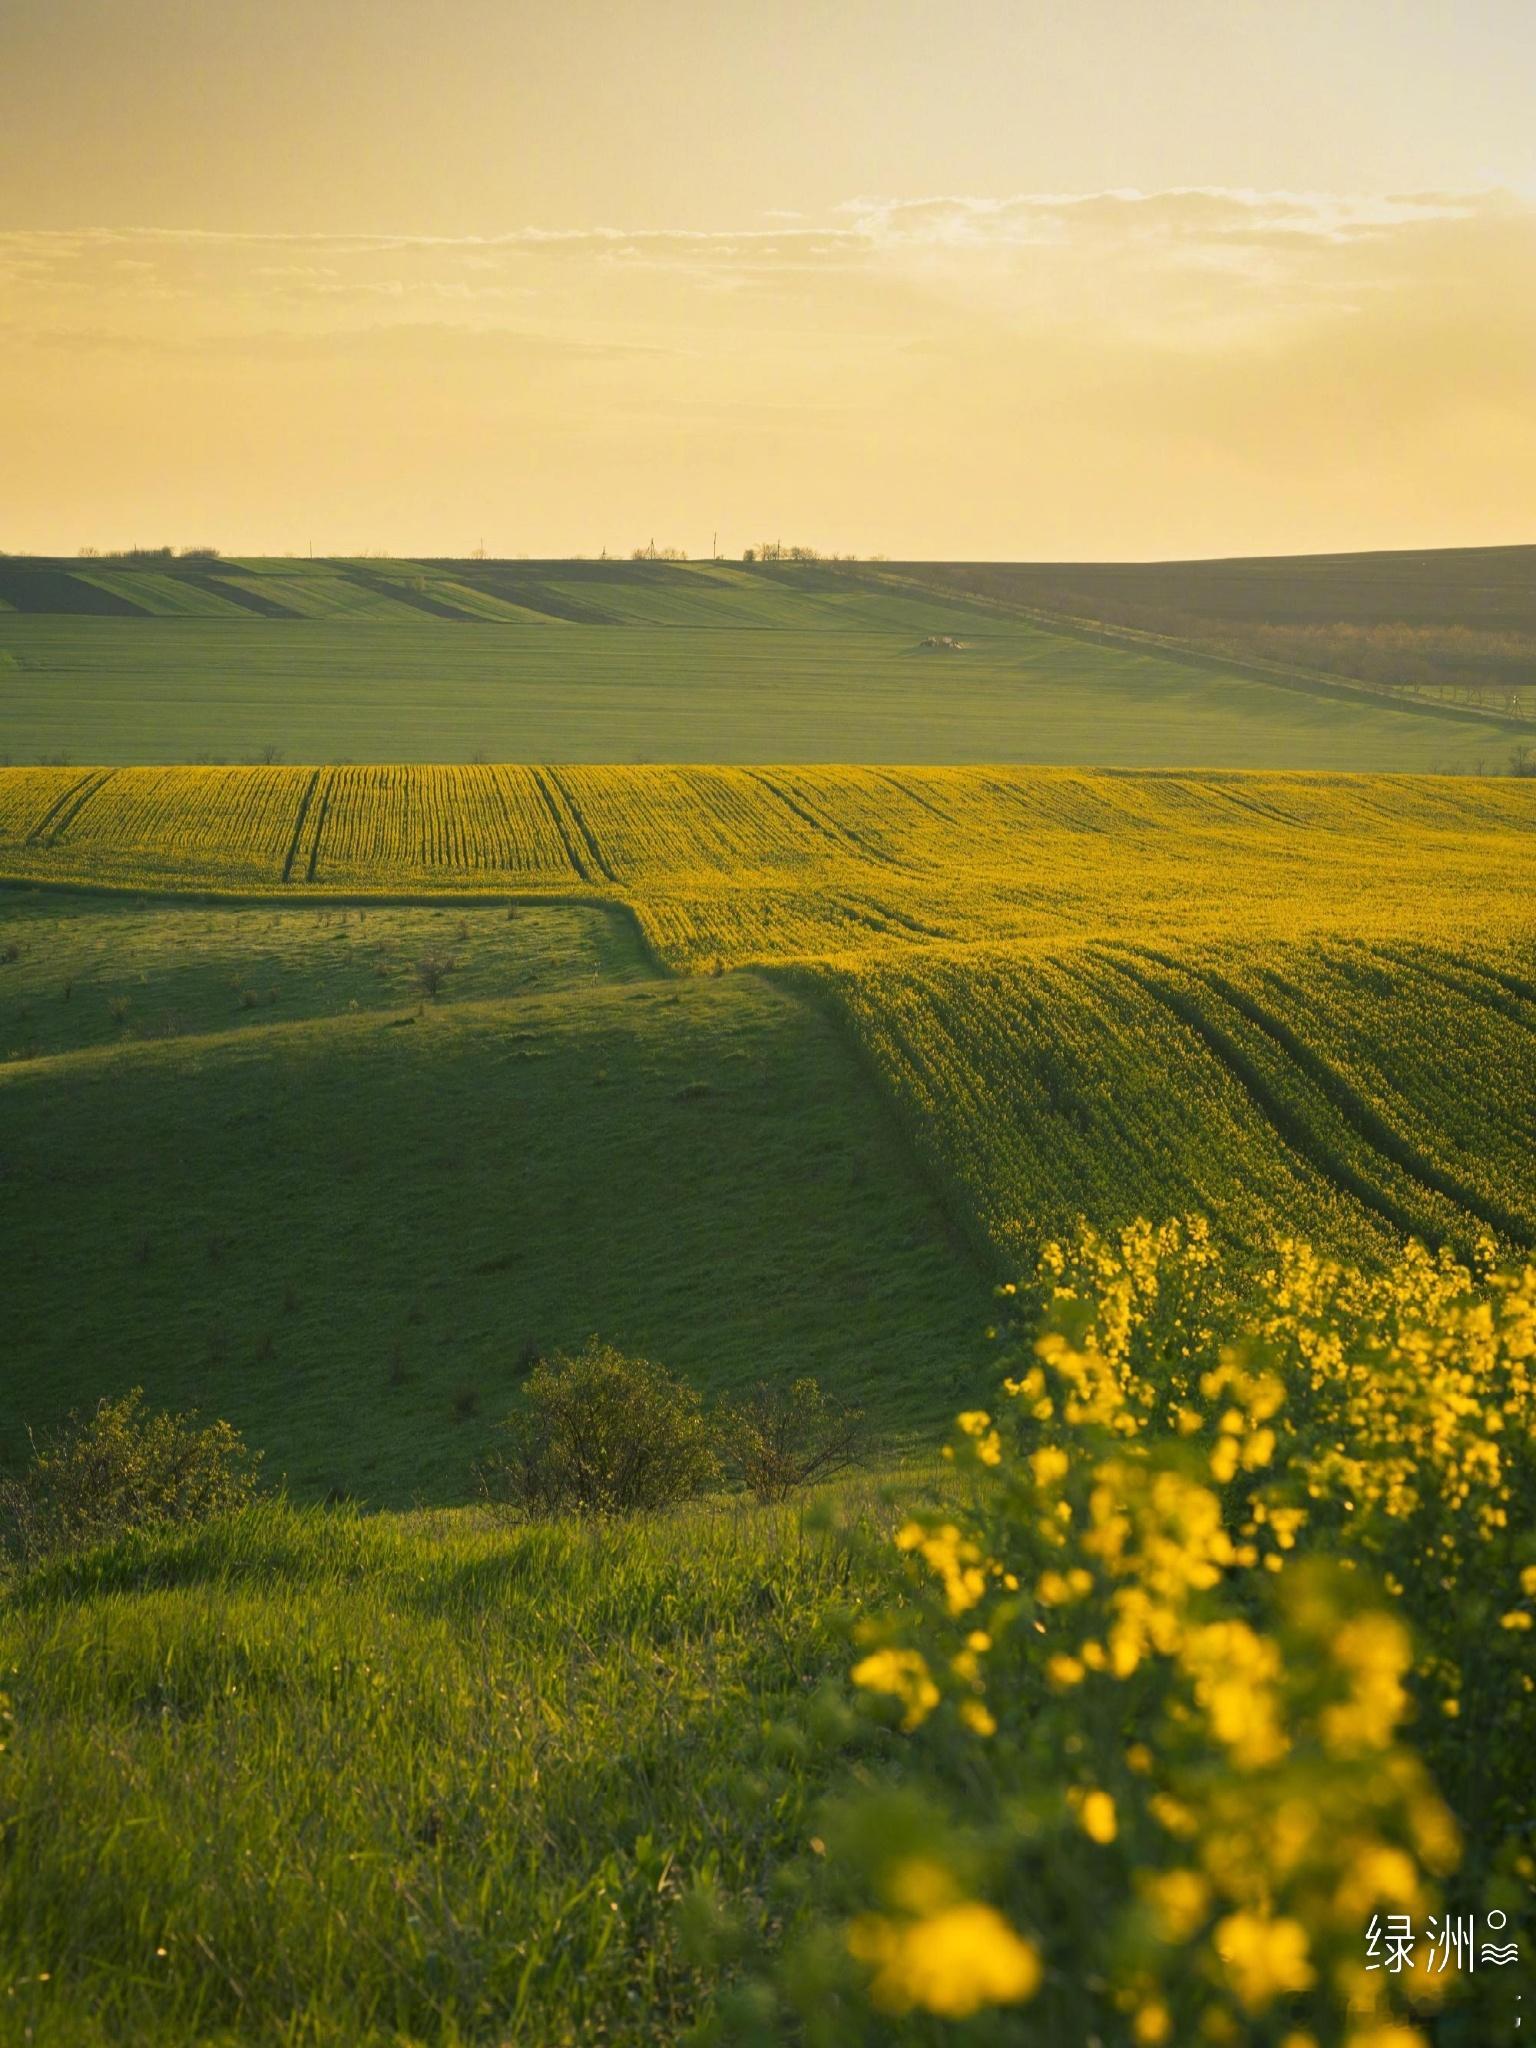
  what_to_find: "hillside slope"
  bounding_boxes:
[0,894,989,1497]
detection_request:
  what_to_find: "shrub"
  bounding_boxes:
[414,953,457,999]
[476,1338,720,1516]
[724,1375,867,1501]
[0,1388,261,1565]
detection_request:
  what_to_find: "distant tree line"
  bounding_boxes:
[74,546,222,562]
[742,542,867,563]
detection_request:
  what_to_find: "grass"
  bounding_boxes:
[0,1489,908,2046]
[0,894,649,1059]
[0,894,990,1500]
[0,556,1527,768]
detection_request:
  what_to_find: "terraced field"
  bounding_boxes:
[5,762,1532,1289]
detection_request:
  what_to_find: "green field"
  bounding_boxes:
[0,891,987,1501]
[1,554,1525,768]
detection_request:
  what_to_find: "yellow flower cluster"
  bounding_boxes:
[846,1903,1041,2018]
[841,1219,1531,2040]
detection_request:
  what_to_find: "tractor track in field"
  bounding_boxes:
[305,771,337,883]
[280,771,322,884]
[527,768,595,884]
[545,770,617,883]
[1189,955,1535,1249]
[24,769,116,844]
[1098,948,1468,1256]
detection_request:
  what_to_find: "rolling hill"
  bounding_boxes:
[4,761,1533,1495]
[0,891,988,1500]
[1,553,1527,768]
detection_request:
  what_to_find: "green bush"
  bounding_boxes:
[477,1338,720,1517]
[724,1376,867,1502]
[0,1388,261,1565]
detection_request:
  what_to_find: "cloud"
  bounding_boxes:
[2,188,1530,555]
[1,189,1525,320]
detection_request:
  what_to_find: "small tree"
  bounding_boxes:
[414,953,458,999]
[723,1376,867,1502]
[476,1339,720,1516]
[0,1389,261,1565]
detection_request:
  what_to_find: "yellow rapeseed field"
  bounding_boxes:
[3,763,1533,1266]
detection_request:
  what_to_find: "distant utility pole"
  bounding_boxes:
[712,530,717,560]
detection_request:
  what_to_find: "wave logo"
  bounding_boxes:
[1480,1909,1520,1968]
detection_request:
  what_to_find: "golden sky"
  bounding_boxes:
[3,0,1534,559]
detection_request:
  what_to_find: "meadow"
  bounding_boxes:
[0,1490,908,2047]
[0,555,1526,769]
[0,889,987,1501]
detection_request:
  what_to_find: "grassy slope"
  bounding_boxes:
[0,555,1523,768]
[0,894,989,1500]
[0,1493,903,2047]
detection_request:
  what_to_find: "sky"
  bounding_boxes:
[2,0,1534,560]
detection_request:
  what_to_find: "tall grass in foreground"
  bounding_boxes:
[0,1485,911,2046]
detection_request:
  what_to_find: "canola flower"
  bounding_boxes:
[846,1904,1042,2018]
[831,1219,1533,2043]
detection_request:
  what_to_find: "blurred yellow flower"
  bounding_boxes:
[959,1699,998,1737]
[1142,1867,1210,1942]
[851,1648,939,1730]
[1214,1911,1315,2011]
[1074,1788,1118,1844]
[1032,1446,1070,1486]
[848,1903,1042,2017]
